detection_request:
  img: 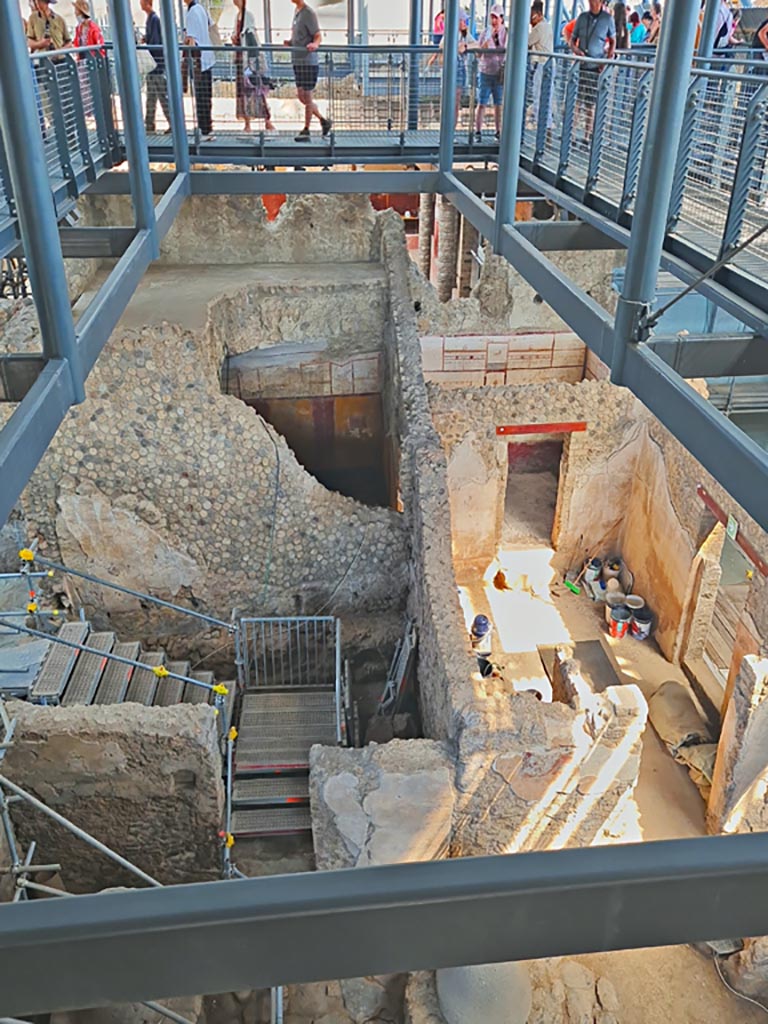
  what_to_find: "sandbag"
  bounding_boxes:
[648,679,712,755]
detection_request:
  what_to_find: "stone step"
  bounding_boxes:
[125,650,165,706]
[61,631,116,706]
[233,775,310,807]
[93,641,141,704]
[231,805,312,837]
[31,622,91,701]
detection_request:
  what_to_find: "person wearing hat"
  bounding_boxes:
[72,0,104,56]
[27,0,72,53]
[427,8,471,129]
[472,3,506,141]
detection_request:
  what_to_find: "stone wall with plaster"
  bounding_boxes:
[1,200,410,651]
[2,701,223,892]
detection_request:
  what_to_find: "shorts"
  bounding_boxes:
[478,71,502,106]
[456,59,467,92]
[577,63,600,104]
[293,63,319,91]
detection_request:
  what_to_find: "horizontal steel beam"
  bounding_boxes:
[624,343,768,532]
[86,169,502,197]
[3,833,768,1015]
[9,227,136,260]
[647,333,768,378]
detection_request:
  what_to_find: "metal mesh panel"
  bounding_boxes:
[592,64,638,201]
[731,85,768,278]
[240,616,337,689]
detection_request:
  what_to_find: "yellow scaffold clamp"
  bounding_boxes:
[47,570,55,577]
[212,683,229,696]
[152,665,169,678]
[26,602,38,614]
[228,726,238,743]
[225,833,235,849]
[18,548,35,563]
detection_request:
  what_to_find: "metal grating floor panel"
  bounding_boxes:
[125,651,164,706]
[31,622,90,699]
[93,642,140,704]
[242,690,335,709]
[233,776,310,805]
[61,631,115,706]
[153,661,188,707]
[232,805,312,836]
[183,670,213,705]
[236,689,338,769]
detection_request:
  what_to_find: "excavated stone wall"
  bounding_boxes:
[2,701,223,893]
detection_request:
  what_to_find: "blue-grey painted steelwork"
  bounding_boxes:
[698,0,721,61]
[493,0,529,249]
[438,0,459,171]
[0,28,85,404]
[611,0,704,386]
[107,0,158,243]
[160,0,191,173]
[619,68,651,215]
[4,832,768,1015]
[720,83,768,257]
[408,0,423,129]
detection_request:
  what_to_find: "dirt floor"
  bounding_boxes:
[454,480,768,1023]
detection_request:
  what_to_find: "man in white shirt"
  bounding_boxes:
[528,0,553,128]
[185,0,215,140]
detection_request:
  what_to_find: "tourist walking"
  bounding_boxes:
[612,2,629,50]
[141,0,172,134]
[26,0,71,53]
[232,0,274,132]
[569,0,615,141]
[427,9,470,129]
[72,0,103,53]
[473,4,506,141]
[528,0,553,130]
[185,0,215,141]
[628,11,646,45]
[284,0,331,142]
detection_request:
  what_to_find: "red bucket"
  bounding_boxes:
[609,605,631,639]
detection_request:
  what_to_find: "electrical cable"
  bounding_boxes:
[712,950,768,1015]
[313,523,370,616]
[644,218,768,331]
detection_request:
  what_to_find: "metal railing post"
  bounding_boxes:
[698,0,720,61]
[720,83,768,257]
[0,26,85,404]
[493,0,529,248]
[556,59,579,181]
[408,0,423,130]
[666,78,704,232]
[610,0,701,385]
[552,0,564,48]
[108,0,158,248]
[438,0,459,172]
[584,62,615,197]
[619,68,651,216]
[263,0,273,45]
[68,55,97,183]
[533,56,554,166]
[335,617,343,744]
[160,0,190,173]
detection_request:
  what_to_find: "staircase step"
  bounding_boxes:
[232,805,312,837]
[242,690,336,709]
[183,670,213,705]
[31,622,90,701]
[93,641,140,704]
[125,651,165,706]
[61,631,116,706]
[153,661,188,707]
[233,775,310,806]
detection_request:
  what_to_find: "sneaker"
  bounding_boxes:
[201,133,216,142]
[474,130,482,142]
[495,130,500,141]
[320,117,332,137]
[163,127,173,135]
[295,127,311,142]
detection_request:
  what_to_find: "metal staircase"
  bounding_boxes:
[15,621,234,724]
[231,618,344,838]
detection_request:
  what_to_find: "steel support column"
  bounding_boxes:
[438,0,460,172]
[698,0,720,59]
[108,0,158,245]
[552,0,565,48]
[493,0,529,249]
[408,0,424,130]
[610,0,701,385]
[263,0,273,45]
[160,0,191,173]
[0,17,85,403]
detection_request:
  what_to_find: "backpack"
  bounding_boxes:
[751,18,768,53]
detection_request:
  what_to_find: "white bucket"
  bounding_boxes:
[605,578,622,593]
[604,591,626,624]
[625,594,645,611]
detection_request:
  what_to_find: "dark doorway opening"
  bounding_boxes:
[249,394,392,508]
[503,439,563,547]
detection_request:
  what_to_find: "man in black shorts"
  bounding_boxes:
[285,0,331,141]
[569,0,615,143]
